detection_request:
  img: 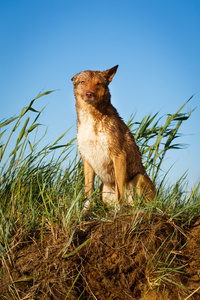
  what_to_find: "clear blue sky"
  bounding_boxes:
[1,0,200,187]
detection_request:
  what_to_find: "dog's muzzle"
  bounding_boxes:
[84,91,95,103]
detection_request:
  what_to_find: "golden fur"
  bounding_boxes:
[71,65,155,209]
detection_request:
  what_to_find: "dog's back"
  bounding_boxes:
[72,65,155,207]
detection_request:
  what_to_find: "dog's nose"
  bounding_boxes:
[85,91,94,98]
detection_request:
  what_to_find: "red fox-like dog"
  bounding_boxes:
[71,65,155,210]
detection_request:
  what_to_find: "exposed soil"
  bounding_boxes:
[1,213,200,299]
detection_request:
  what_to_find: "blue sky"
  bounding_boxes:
[1,0,200,187]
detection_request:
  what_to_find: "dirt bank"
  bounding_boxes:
[1,213,200,299]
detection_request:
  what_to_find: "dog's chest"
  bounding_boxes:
[77,114,114,183]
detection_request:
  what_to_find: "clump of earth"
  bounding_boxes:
[1,213,200,299]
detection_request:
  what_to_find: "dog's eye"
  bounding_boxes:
[80,80,85,84]
[97,82,101,86]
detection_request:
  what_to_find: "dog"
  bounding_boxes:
[71,65,155,210]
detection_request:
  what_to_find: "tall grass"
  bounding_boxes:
[0,91,199,258]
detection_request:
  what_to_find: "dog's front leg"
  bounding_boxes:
[83,158,95,211]
[113,154,127,206]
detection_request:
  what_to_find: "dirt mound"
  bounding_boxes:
[1,213,200,299]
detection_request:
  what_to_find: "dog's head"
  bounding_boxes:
[71,65,118,106]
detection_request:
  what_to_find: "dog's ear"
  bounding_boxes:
[102,65,119,84]
[71,73,79,85]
